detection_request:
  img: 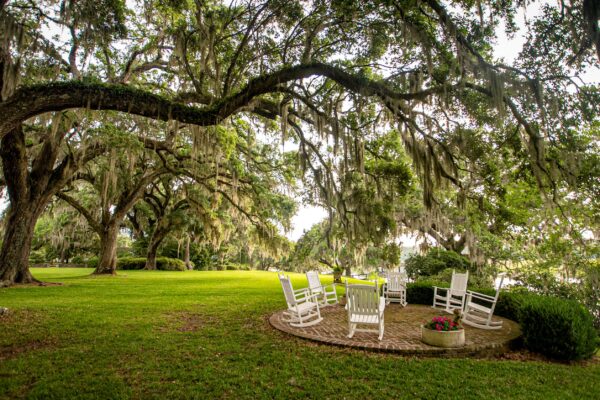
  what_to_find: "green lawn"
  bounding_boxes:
[0,269,598,399]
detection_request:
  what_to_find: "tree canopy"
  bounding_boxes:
[0,0,598,286]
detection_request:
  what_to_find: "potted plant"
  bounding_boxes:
[421,309,465,348]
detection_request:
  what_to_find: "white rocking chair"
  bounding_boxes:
[278,273,323,328]
[306,271,338,306]
[463,274,505,330]
[383,271,407,306]
[346,283,386,340]
[432,270,469,313]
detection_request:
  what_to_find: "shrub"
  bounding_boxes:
[518,295,598,361]
[28,249,47,264]
[70,255,85,265]
[495,290,528,322]
[156,257,186,271]
[117,257,186,271]
[87,256,99,269]
[512,264,600,332]
[406,280,494,306]
[220,262,252,271]
[405,248,471,279]
[117,258,146,270]
[406,280,439,305]
[407,282,599,360]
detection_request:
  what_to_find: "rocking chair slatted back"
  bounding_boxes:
[492,274,505,301]
[278,273,296,307]
[347,284,380,315]
[384,271,407,306]
[462,274,506,330]
[277,273,323,328]
[433,270,469,313]
[387,272,407,291]
[450,271,469,295]
[306,271,322,294]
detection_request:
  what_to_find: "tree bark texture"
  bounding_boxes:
[184,235,193,270]
[143,210,172,270]
[0,64,435,139]
[96,224,119,275]
[0,205,40,285]
[0,122,97,285]
[144,230,167,270]
[0,127,45,285]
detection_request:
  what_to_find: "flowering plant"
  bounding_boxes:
[424,310,463,331]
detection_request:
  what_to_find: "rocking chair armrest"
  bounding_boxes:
[293,288,311,300]
[378,297,386,313]
[307,286,321,295]
[303,292,323,302]
[432,286,448,294]
[466,290,496,302]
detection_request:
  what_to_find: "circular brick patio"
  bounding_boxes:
[269,304,521,357]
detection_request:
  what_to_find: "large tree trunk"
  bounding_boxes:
[0,126,46,286]
[144,236,163,270]
[95,224,119,275]
[184,235,192,270]
[145,245,159,270]
[0,205,41,285]
[144,223,169,270]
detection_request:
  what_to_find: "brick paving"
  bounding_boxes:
[269,304,521,357]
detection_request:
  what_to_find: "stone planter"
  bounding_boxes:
[420,326,465,348]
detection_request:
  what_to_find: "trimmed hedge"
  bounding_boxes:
[405,281,598,360]
[406,280,494,305]
[406,280,438,305]
[150,257,186,271]
[117,258,146,270]
[223,262,251,271]
[519,295,598,361]
[117,257,186,271]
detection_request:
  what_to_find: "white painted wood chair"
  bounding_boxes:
[432,270,469,313]
[463,274,505,330]
[278,273,323,327]
[306,271,338,306]
[383,271,407,306]
[346,282,386,340]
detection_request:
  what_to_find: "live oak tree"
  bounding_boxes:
[0,0,598,285]
[138,176,190,271]
[0,113,109,284]
[128,119,298,271]
[56,127,170,275]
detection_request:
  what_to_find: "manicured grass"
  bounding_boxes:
[0,269,598,399]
